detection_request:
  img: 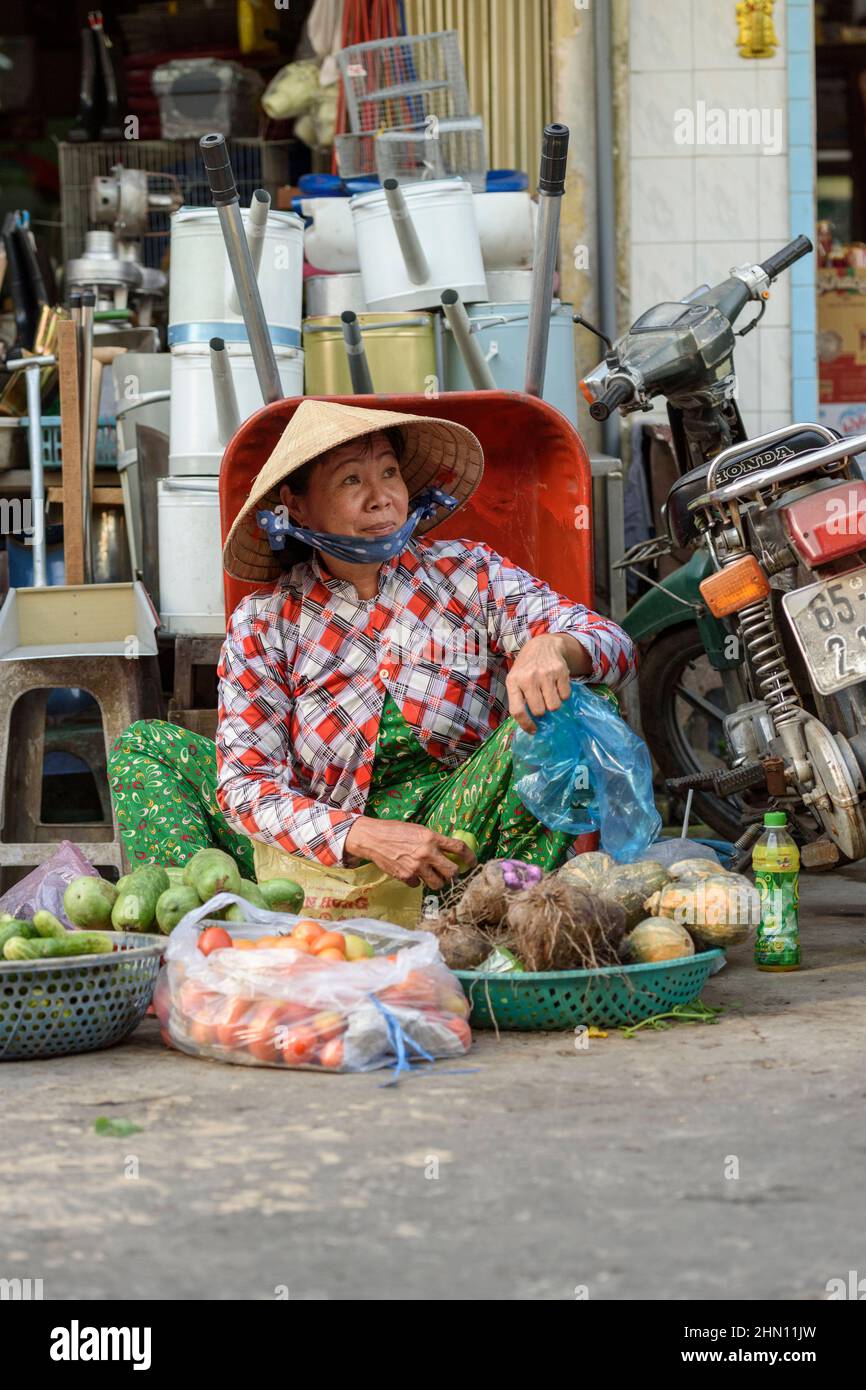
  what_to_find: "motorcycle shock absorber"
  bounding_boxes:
[738,596,802,730]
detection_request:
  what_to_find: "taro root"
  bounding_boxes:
[425,915,491,970]
[503,877,627,972]
[453,859,542,930]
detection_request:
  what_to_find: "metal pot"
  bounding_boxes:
[304,273,368,318]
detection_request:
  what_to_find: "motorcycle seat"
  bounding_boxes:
[664,425,840,548]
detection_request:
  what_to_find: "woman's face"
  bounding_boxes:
[279,431,410,538]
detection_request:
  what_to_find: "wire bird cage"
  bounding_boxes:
[375,116,486,191]
[337,30,470,135]
[59,140,293,272]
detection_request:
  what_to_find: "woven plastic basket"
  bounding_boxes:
[0,933,164,1061]
[455,950,724,1031]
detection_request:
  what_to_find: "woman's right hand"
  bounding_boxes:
[344,816,477,890]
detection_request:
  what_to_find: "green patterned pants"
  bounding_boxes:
[107,693,589,875]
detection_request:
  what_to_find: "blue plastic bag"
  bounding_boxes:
[511,682,661,862]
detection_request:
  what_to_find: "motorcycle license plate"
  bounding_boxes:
[783,565,866,695]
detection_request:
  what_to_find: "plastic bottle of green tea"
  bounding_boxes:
[752,811,800,971]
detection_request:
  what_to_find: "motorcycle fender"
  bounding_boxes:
[623,551,741,670]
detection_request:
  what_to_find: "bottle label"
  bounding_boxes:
[754,870,800,967]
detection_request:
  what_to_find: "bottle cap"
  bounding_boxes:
[764,811,788,826]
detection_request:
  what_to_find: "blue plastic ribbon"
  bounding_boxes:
[370,995,435,1086]
[257,486,459,565]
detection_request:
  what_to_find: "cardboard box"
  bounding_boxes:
[818,287,866,402]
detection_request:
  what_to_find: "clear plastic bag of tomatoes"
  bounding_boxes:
[156,892,472,1075]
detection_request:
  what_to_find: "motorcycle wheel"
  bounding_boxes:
[638,623,748,843]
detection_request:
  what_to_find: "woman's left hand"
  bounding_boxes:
[506,634,587,735]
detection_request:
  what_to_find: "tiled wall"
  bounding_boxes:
[628,0,811,438]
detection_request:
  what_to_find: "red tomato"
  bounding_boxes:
[311,1010,346,1041]
[309,930,345,956]
[319,1038,344,1069]
[280,1024,318,1065]
[445,1017,472,1051]
[291,920,325,945]
[214,997,254,1048]
[317,946,346,962]
[246,1001,289,1063]
[198,926,232,956]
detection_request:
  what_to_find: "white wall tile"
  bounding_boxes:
[757,153,789,241]
[631,242,696,310]
[692,68,760,129]
[695,155,760,241]
[759,326,793,417]
[631,158,696,243]
[758,411,794,438]
[630,71,695,158]
[694,240,755,288]
[732,325,761,427]
[692,0,786,71]
[631,0,693,73]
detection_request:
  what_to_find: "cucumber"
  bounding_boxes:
[33,910,68,939]
[63,875,118,929]
[258,878,305,914]
[0,919,37,953]
[155,885,201,934]
[4,932,115,961]
[183,848,242,902]
[111,865,170,931]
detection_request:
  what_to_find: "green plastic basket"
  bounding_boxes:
[455,949,724,1031]
[0,933,164,1061]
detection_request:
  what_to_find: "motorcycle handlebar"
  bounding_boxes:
[759,235,813,281]
[589,376,634,421]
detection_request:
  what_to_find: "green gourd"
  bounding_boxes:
[63,876,118,929]
[182,848,242,902]
[155,886,201,934]
[111,866,170,931]
[258,878,305,914]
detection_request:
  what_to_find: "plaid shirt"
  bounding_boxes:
[216,537,636,867]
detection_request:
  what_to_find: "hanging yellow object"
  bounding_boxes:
[736,0,779,59]
[238,0,280,55]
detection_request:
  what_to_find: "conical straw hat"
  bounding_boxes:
[223,398,485,582]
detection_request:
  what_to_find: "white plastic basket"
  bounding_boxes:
[337,31,470,134]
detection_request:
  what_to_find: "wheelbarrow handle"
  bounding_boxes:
[538,123,569,196]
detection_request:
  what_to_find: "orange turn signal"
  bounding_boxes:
[578,379,596,406]
[699,555,770,617]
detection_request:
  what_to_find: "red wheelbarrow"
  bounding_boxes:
[219,389,594,621]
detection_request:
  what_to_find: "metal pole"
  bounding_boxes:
[441,290,496,390]
[524,124,569,399]
[209,337,241,446]
[228,188,270,316]
[199,134,283,405]
[79,289,95,582]
[594,2,619,457]
[382,178,430,286]
[340,312,375,394]
[23,358,52,587]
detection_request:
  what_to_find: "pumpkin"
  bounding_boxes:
[622,918,695,963]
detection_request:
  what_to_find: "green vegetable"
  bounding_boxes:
[0,919,37,952]
[63,875,118,929]
[257,877,305,914]
[182,848,242,902]
[4,932,114,960]
[115,874,133,896]
[224,879,268,921]
[33,909,69,939]
[111,865,170,931]
[162,865,188,888]
[155,885,201,934]
[93,1117,142,1138]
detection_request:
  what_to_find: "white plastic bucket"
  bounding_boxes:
[157,478,224,635]
[473,191,537,269]
[168,205,304,349]
[302,197,359,273]
[169,342,304,475]
[350,179,487,312]
[443,300,578,425]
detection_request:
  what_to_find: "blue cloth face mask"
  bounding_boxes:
[256,486,460,565]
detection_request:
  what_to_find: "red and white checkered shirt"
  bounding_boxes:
[216,537,636,867]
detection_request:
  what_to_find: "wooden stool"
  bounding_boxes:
[167,634,224,744]
[0,654,162,887]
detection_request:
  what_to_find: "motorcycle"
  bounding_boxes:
[580,235,866,866]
